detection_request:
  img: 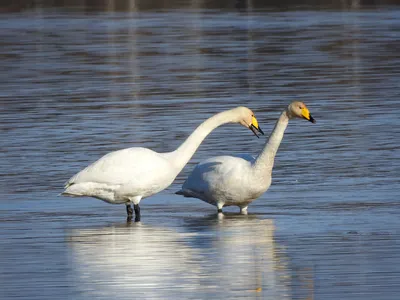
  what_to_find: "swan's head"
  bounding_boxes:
[287,101,316,123]
[235,107,264,138]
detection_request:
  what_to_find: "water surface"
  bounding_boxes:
[1,8,400,300]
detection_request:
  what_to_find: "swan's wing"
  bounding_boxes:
[180,155,253,197]
[65,147,172,188]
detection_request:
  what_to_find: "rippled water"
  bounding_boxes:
[1,7,400,300]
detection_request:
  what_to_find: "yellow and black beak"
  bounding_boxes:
[249,116,264,138]
[301,107,316,124]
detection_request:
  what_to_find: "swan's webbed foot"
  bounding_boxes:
[134,204,141,222]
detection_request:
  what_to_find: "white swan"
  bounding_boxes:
[176,101,316,213]
[62,107,263,221]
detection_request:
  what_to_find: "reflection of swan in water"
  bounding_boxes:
[68,215,292,299]
[184,214,291,298]
[68,222,201,299]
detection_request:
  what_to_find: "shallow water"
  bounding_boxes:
[1,7,400,300]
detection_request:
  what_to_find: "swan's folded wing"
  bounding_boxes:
[65,147,172,187]
[181,156,253,193]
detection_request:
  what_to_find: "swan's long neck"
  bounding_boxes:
[168,110,237,172]
[252,111,289,177]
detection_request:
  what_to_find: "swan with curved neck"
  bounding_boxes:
[176,101,316,213]
[62,107,263,221]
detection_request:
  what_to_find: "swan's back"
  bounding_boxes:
[66,147,174,188]
[180,154,256,202]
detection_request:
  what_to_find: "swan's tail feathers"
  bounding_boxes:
[61,191,82,197]
[61,182,120,204]
[61,182,88,198]
[61,186,84,197]
[61,182,80,197]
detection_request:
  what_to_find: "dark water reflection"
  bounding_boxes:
[1,8,400,300]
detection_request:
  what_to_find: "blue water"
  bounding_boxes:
[1,8,400,300]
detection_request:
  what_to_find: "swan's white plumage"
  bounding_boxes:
[62,106,263,215]
[64,148,177,204]
[177,101,315,212]
[179,154,268,210]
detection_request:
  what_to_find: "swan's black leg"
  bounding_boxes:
[217,208,223,213]
[126,204,133,222]
[134,204,141,222]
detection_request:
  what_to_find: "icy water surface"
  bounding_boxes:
[1,7,400,300]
